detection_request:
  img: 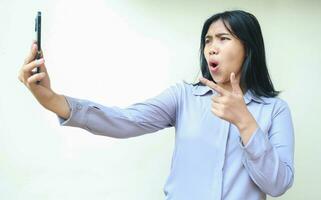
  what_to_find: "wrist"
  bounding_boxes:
[46,93,71,119]
[236,115,258,146]
[236,113,258,136]
[43,91,59,109]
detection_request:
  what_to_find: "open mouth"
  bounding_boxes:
[209,60,219,73]
[209,62,218,68]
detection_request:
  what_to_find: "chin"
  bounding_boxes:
[209,73,219,82]
[211,75,228,85]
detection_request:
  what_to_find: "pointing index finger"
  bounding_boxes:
[199,77,227,95]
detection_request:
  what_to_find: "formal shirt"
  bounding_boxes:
[57,81,295,200]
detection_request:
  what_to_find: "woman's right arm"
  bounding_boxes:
[18,41,71,119]
[19,41,180,138]
[58,82,180,138]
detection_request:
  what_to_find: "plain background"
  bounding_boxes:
[1,0,321,199]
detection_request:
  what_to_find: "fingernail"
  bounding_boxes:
[37,58,44,65]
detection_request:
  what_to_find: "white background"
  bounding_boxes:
[1,0,321,199]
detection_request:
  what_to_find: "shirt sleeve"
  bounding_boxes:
[57,83,182,138]
[239,99,295,197]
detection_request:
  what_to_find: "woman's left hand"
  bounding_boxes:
[200,73,258,144]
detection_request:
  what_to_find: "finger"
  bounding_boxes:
[23,58,45,74]
[230,72,243,95]
[24,42,38,65]
[213,101,226,117]
[199,77,228,95]
[27,72,46,84]
[20,58,45,83]
[211,106,223,118]
[211,101,224,109]
[211,95,224,103]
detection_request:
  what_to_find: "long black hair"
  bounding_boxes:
[197,10,279,98]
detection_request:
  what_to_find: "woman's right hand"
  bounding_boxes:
[18,41,56,108]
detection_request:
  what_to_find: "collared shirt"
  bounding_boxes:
[58,81,294,200]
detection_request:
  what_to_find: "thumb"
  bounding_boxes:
[230,72,242,95]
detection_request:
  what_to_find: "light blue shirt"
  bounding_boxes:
[58,81,294,200]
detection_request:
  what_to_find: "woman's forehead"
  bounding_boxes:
[207,20,231,34]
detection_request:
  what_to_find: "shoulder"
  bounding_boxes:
[247,89,289,109]
[257,96,292,118]
[260,96,289,108]
[166,80,197,94]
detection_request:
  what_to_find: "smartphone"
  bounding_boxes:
[35,11,41,84]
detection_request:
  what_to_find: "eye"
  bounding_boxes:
[220,37,230,41]
[205,39,210,44]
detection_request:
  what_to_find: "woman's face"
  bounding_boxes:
[203,20,245,91]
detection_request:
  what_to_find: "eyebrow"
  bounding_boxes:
[205,33,231,39]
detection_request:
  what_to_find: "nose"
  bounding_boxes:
[209,45,218,55]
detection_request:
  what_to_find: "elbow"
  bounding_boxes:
[267,188,288,197]
[265,173,294,197]
[267,189,286,197]
[90,130,137,139]
[87,126,147,139]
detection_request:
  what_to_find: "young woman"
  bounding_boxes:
[18,10,294,200]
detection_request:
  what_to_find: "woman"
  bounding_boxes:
[18,10,294,200]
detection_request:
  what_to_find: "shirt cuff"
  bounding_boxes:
[239,127,273,160]
[57,95,89,128]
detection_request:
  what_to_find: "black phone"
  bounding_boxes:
[35,11,41,84]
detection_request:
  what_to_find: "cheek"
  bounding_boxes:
[204,49,209,60]
[225,48,244,71]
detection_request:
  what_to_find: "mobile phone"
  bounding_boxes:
[35,11,41,84]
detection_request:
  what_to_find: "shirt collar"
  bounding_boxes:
[191,84,270,105]
[191,84,213,96]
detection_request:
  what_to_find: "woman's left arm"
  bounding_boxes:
[200,73,294,197]
[239,100,294,197]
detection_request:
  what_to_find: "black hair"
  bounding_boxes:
[197,10,279,98]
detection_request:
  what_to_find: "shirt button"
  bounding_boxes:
[76,103,83,110]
